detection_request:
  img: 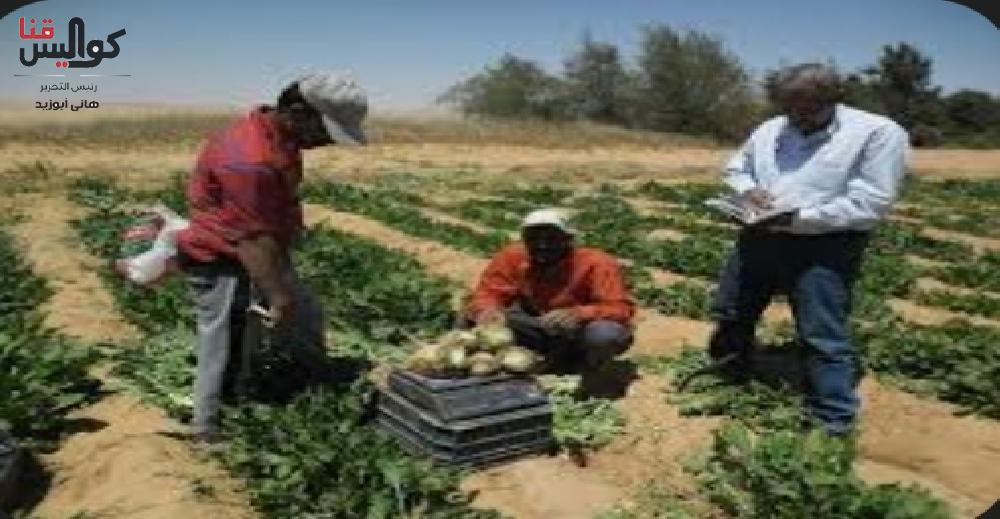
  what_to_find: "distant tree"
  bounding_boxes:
[438,54,568,120]
[944,89,1000,132]
[859,43,946,143]
[562,32,628,124]
[940,89,1000,147]
[629,24,760,140]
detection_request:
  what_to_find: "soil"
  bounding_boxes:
[304,203,1000,518]
[5,194,254,519]
[5,129,1000,518]
[5,142,1000,190]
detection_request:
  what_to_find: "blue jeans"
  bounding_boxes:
[710,229,869,434]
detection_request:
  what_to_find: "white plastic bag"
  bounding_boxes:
[115,203,189,286]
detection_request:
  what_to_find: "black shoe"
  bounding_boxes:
[191,429,229,454]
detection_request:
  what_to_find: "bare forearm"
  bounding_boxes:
[235,234,291,303]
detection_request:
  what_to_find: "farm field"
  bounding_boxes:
[2,109,1000,518]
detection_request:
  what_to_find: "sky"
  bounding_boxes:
[1,0,997,110]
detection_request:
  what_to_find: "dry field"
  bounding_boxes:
[3,106,1000,518]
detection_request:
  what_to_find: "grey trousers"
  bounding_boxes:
[186,261,326,435]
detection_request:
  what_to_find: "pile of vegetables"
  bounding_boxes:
[406,325,540,377]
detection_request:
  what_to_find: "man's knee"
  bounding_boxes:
[578,320,632,364]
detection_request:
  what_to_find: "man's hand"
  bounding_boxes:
[539,309,581,333]
[742,188,775,210]
[751,209,797,229]
[235,234,296,326]
[265,291,296,328]
[475,308,506,326]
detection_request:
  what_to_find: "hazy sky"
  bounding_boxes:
[1,0,997,110]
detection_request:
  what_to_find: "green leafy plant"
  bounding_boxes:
[222,381,499,519]
[303,181,509,256]
[0,229,98,443]
[697,423,950,519]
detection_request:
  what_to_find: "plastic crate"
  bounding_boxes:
[378,387,552,445]
[377,370,554,466]
[377,414,553,467]
[387,370,548,421]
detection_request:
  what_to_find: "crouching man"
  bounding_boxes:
[463,208,636,372]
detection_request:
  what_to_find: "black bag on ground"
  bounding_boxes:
[0,424,21,511]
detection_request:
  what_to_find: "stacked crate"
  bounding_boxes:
[377,370,553,467]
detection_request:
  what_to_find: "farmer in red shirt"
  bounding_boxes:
[177,73,368,444]
[465,208,635,372]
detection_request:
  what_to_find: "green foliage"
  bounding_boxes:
[631,24,759,141]
[295,225,455,345]
[222,381,499,519]
[0,232,52,318]
[698,423,950,519]
[68,176,130,211]
[634,181,728,218]
[302,181,509,256]
[570,194,730,280]
[442,23,760,142]
[634,280,714,320]
[0,229,98,443]
[71,208,193,332]
[443,198,531,230]
[638,349,806,432]
[562,33,630,124]
[872,223,971,263]
[930,252,1000,292]
[640,348,952,518]
[492,184,572,205]
[439,53,570,120]
[111,327,196,420]
[913,289,1000,319]
[860,317,1000,417]
[596,482,700,519]
[66,180,496,518]
[546,376,625,449]
[0,317,100,442]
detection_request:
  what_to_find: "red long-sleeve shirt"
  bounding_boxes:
[177,106,303,263]
[467,244,635,324]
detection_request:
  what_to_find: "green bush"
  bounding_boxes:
[699,423,950,519]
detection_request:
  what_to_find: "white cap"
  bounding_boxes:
[297,72,368,146]
[521,208,577,235]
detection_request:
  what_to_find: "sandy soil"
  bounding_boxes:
[5,194,254,519]
[888,298,1000,328]
[3,142,1000,191]
[303,203,1000,518]
[4,129,1000,517]
[916,277,1000,300]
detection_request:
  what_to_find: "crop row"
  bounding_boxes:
[0,219,100,515]
[67,177,629,517]
[67,178,500,518]
[625,351,951,518]
[326,181,1000,420]
[0,224,99,444]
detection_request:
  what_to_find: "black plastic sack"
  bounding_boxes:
[0,424,20,510]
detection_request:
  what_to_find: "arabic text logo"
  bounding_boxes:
[18,16,126,68]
